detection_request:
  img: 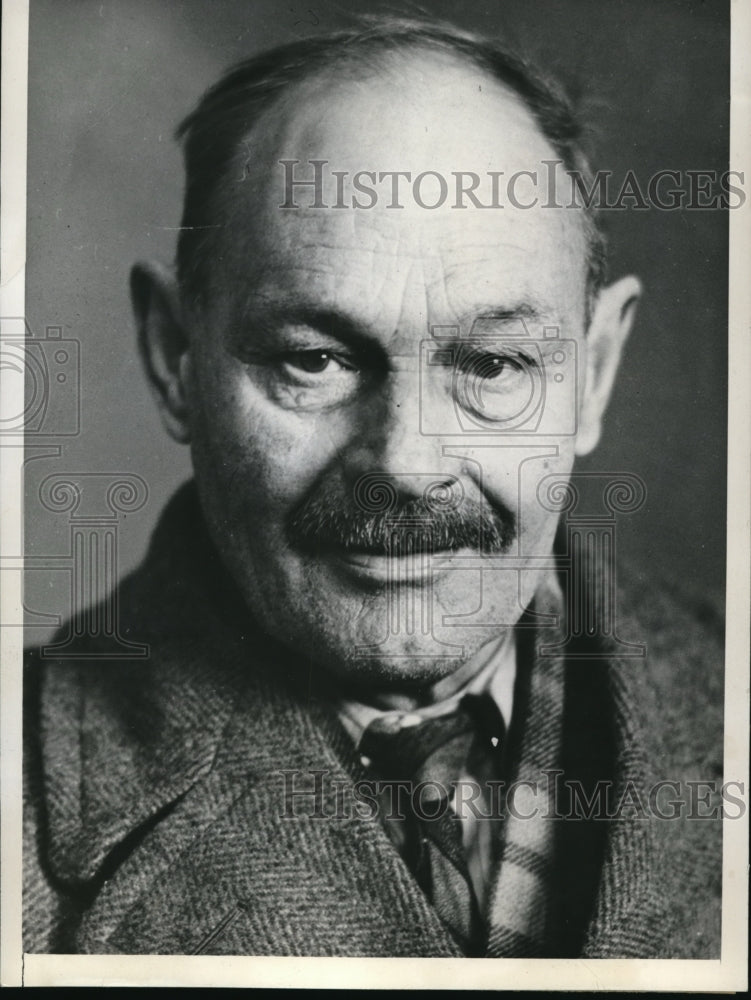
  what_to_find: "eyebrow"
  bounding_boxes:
[237,301,546,350]
[462,303,544,324]
[431,304,546,342]
[238,305,378,351]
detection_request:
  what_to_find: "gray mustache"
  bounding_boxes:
[286,476,515,556]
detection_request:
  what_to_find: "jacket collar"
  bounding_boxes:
[37,481,308,885]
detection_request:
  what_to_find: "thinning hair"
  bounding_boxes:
[174,16,608,317]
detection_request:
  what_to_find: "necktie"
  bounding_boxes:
[357,692,505,954]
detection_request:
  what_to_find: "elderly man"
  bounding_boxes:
[24,19,722,958]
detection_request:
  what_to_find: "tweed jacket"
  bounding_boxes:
[23,482,723,957]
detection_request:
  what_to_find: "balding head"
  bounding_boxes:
[174,18,607,315]
[199,47,592,341]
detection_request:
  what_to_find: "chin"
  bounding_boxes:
[299,607,507,694]
[244,558,530,692]
[336,644,470,692]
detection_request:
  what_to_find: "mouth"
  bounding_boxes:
[325,545,473,586]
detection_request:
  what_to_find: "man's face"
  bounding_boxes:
[176,56,602,692]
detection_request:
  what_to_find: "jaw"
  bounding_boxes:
[238,547,544,692]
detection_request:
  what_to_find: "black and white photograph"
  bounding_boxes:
[1,0,748,989]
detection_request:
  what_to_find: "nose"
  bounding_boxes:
[344,369,453,499]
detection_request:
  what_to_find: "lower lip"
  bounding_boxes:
[327,549,468,586]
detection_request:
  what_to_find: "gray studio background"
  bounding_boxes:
[24,0,728,642]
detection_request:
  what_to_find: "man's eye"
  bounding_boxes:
[470,353,526,380]
[458,350,533,389]
[282,350,357,375]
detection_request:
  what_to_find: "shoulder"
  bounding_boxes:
[615,557,724,958]
[616,555,724,774]
[21,482,290,951]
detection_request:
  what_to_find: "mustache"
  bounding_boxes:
[286,476,516,556]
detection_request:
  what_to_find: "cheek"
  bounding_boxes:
[461,440,575,528]
[517,443,576,547]
[190,359,335,515]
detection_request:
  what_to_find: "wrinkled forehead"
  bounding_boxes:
[200,52,590,329]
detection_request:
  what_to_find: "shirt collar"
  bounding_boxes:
[337,629,517,748]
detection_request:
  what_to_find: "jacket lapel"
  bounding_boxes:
[67,655,462,956]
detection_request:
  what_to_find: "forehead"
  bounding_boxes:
[204,52,589,331]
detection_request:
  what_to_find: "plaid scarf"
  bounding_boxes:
[484,570,566,956]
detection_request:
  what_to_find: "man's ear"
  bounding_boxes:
[575,275,642,456]
[130,261,193,444]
